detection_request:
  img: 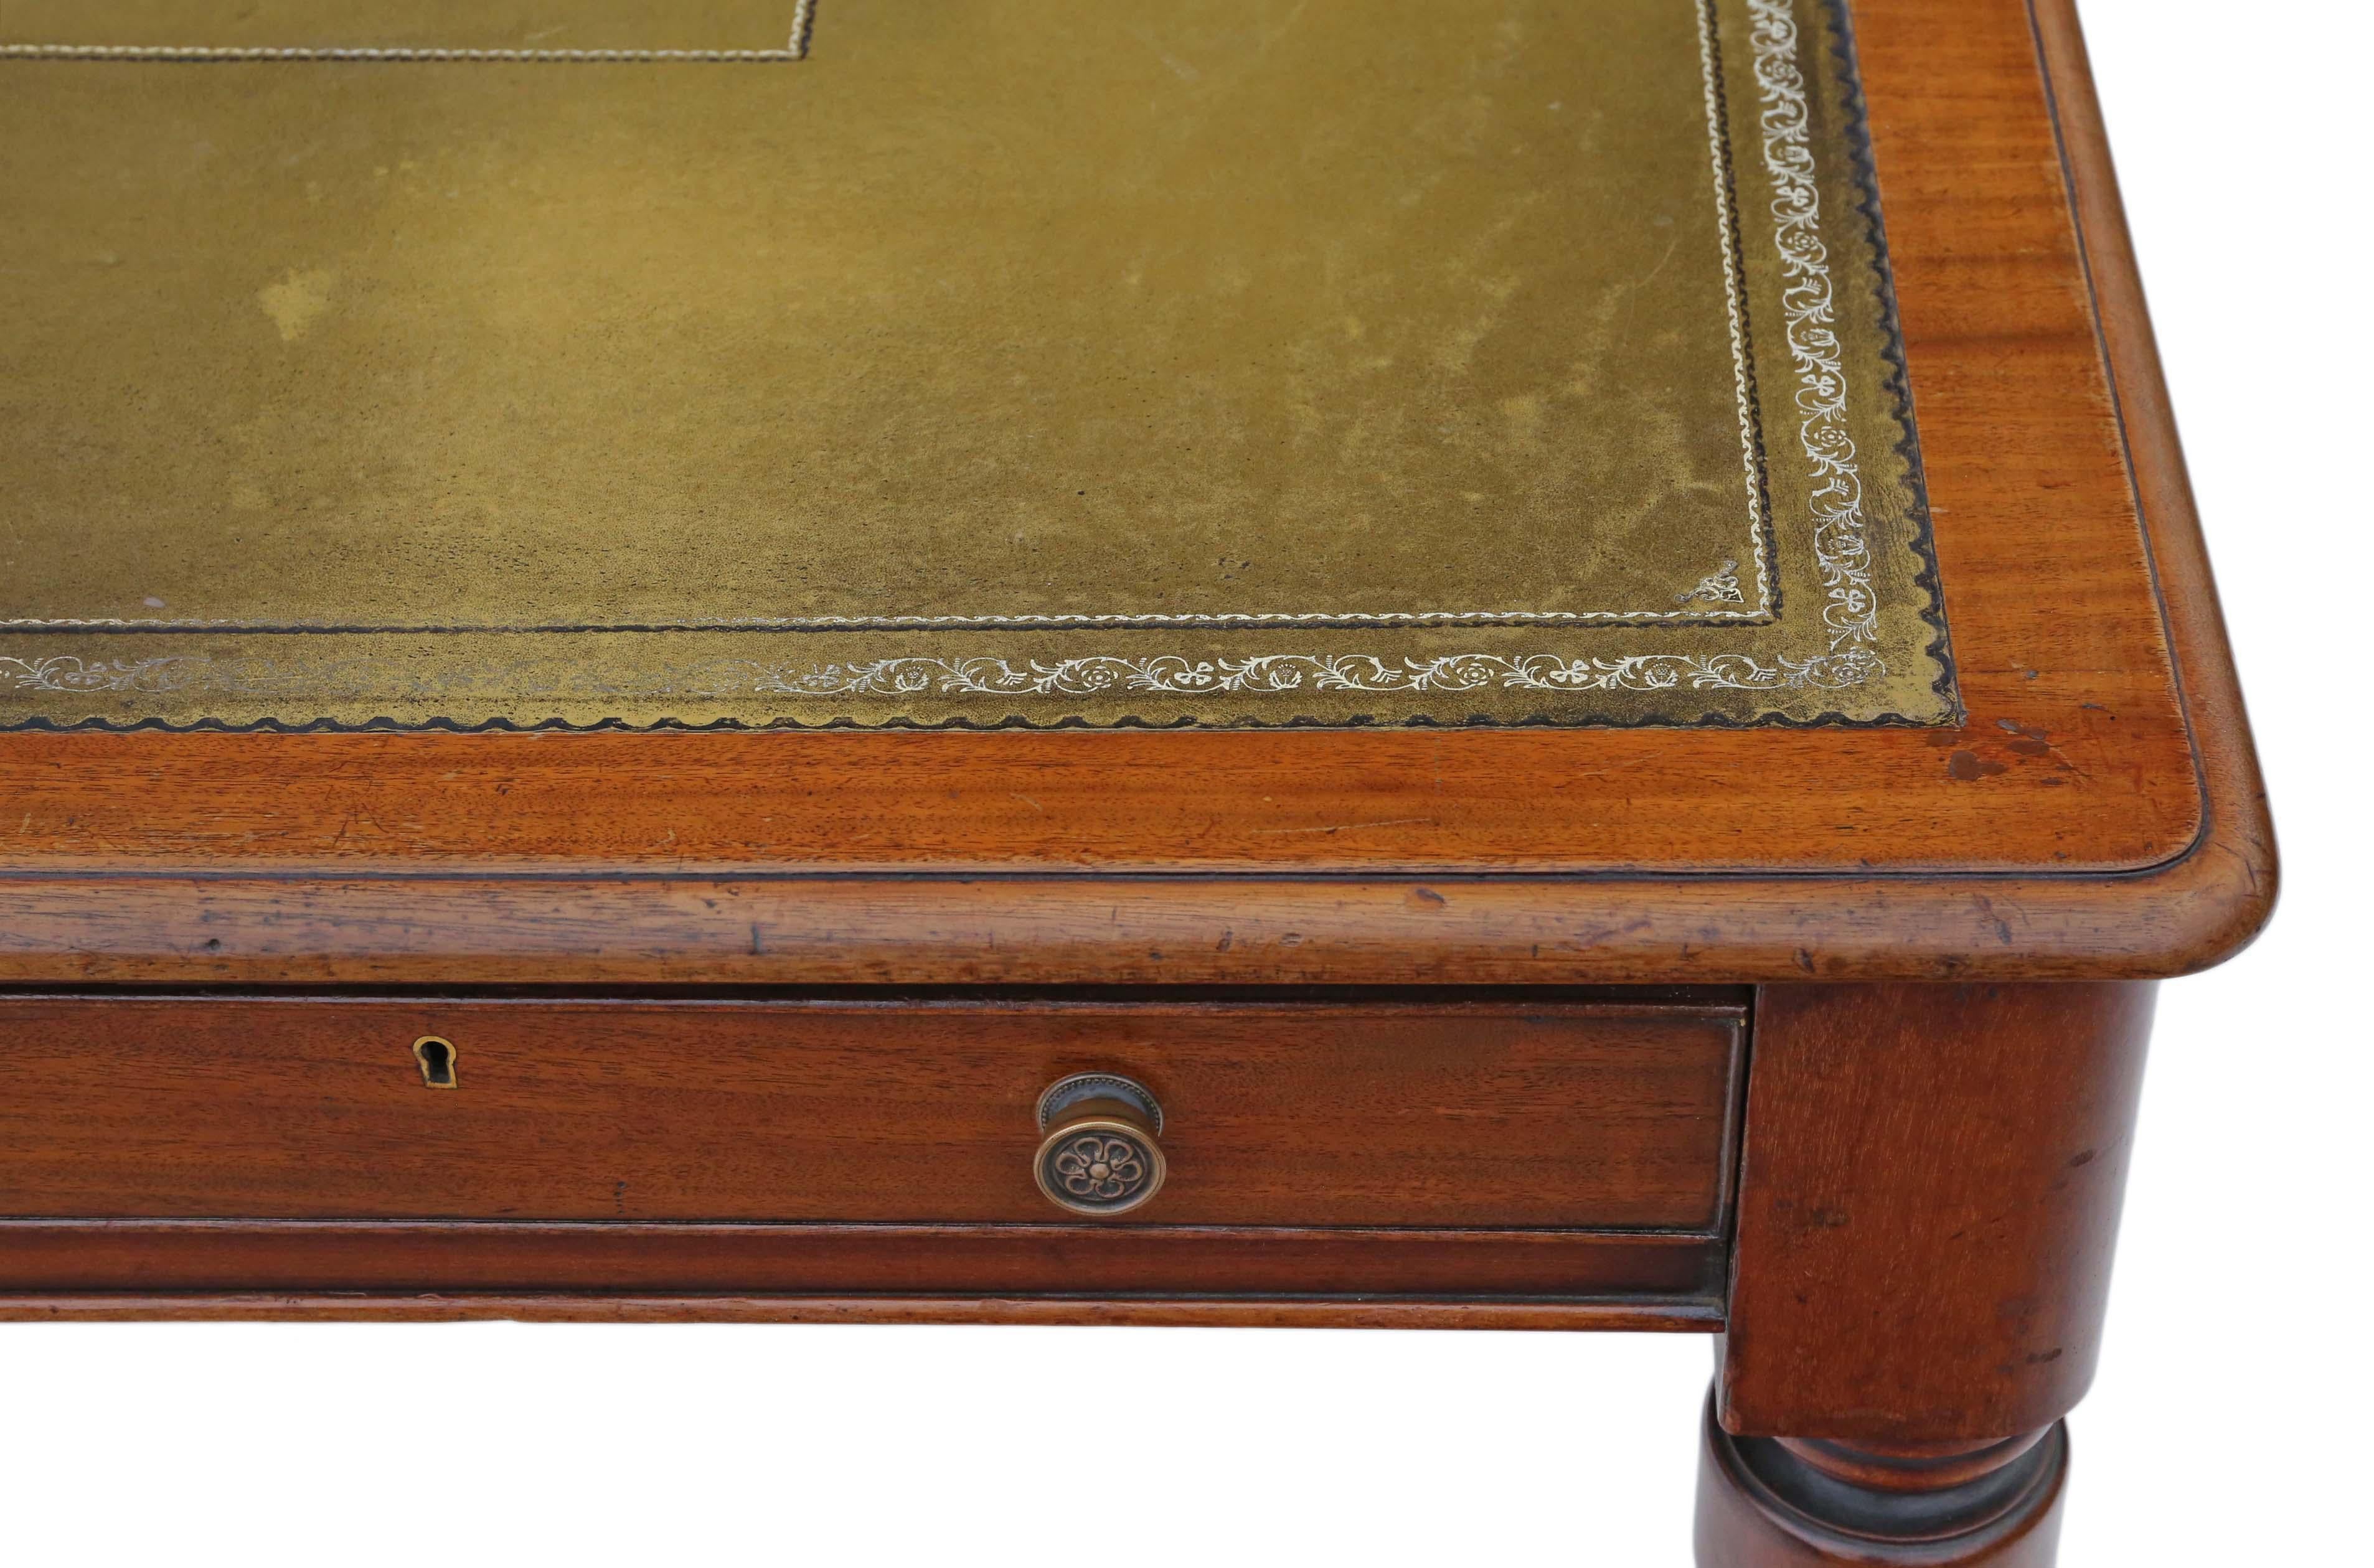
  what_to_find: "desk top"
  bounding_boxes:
[0,0,2276,985]
[3,0,1950,730]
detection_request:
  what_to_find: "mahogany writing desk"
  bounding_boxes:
[0,1,2275,1561]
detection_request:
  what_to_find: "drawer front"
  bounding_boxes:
[0,997,1742,1232]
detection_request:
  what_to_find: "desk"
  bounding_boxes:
[0,2,2275,1561]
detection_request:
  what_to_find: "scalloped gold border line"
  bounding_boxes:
[0,0,814,61]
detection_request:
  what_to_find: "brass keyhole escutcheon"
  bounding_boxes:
[1034,1073,1166,1218]
[412,1035,458,1089]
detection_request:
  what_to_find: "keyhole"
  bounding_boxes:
[413,1036,458,1089]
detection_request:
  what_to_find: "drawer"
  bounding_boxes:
[0,997,1743,1232]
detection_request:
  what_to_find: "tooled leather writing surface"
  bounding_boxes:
[0,0,1952,728]
[0,0,2254,986]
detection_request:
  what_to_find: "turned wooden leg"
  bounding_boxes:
[1695,1396,2067,1566]
[1697,983,2157,1566]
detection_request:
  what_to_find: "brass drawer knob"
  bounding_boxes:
[1034,1073,1166,1217]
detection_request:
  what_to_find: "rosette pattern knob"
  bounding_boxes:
[1032,1073,1167,1217]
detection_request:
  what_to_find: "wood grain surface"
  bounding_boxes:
[0,995,1743,1229]
[0,1220,1723,1304]
[1719,982,2156,1445]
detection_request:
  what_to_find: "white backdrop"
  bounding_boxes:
[4,2,2361,1561]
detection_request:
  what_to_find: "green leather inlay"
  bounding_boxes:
[0,0,1954,727]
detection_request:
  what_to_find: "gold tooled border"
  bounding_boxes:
[0,0,816,61]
